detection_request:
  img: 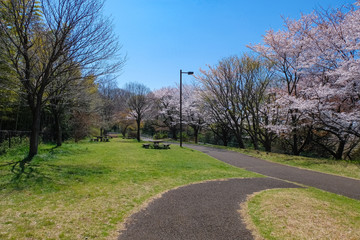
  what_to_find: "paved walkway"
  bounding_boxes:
[118,178,300,240]
[118,144,360,239]
[186,144,360,200]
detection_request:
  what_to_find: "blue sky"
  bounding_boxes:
[103,0,354,90]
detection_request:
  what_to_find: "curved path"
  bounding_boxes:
[118,144,360,239]
[186,144,360,200]
[118,178,299,240]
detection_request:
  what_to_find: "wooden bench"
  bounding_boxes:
[163,144,171,149]
[142,143,150,149]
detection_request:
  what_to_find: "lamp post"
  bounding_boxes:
[180,69,194,147]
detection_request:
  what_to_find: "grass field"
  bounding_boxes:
[242,188,360,240]
[205,144,360,180]
[0,139,260,240]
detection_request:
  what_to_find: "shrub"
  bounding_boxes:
[153,132,168,140]
[177,132,189,142]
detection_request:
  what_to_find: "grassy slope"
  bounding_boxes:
[0,139,260,240]
[205,145,360,180]
[246,188,360,240]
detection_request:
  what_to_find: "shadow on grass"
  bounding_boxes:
[0,163,51,193]
[1,144,60,176]
[11,156,34,179]
[0,151,110,193]
[0,163,112,193]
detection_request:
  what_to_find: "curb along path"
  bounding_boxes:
[186,144,360,200]
[118,178,300,240]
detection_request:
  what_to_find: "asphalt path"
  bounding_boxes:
[186,144,360,200]
[118,178,300,240]
[118,143,360,239]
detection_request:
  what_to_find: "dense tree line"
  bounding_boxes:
[1,0,359,162]
[0,0,124,162]
[248,2,360,159]
[149,2,360,160]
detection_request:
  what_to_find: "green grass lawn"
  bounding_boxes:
[0,139,260,240]
[243,188,360,240]
[204,144,360,180]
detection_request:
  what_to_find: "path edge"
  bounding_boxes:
[186,144,360,181]
[111,177,257,240]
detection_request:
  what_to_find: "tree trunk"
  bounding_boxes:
[251,115,259,150]
[29,105,41,159]
[262,128,273,152]
[121,126,128,138]
[292,132,300,155]
[171,127,177,140]
[54,115,62,147]
[235,135,245,148]
[194,127,199,144]
[263,135,272,152]
[234,122,245,148]
[335,139,346,160]
[221,125,230,147]
[15,103,20,130]
[250,134,259,150]
[136,119,141,142]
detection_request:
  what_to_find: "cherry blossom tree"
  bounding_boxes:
[182,85,206,144]
[296,4,360,159]
[153,87,180,139]
[153,85,207,143]
[248,15,314,155]
[249,1,360,159]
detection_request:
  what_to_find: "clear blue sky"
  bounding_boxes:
[103,0,354,90]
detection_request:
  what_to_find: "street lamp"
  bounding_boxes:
[180,69,194,147]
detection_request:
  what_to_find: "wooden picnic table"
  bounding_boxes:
[146,140,170,149]
[91,136,109,142]
[150,140,163,148]
[94,136,109,142]
[142,141,171,149]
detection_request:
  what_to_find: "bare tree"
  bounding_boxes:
[98,80,129,135]
[238,55,277,151]
[0,0,124,159]
[70,76,102,142]
[125,83,152,142]
[114,109,135,138]
[197,56,246,148]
